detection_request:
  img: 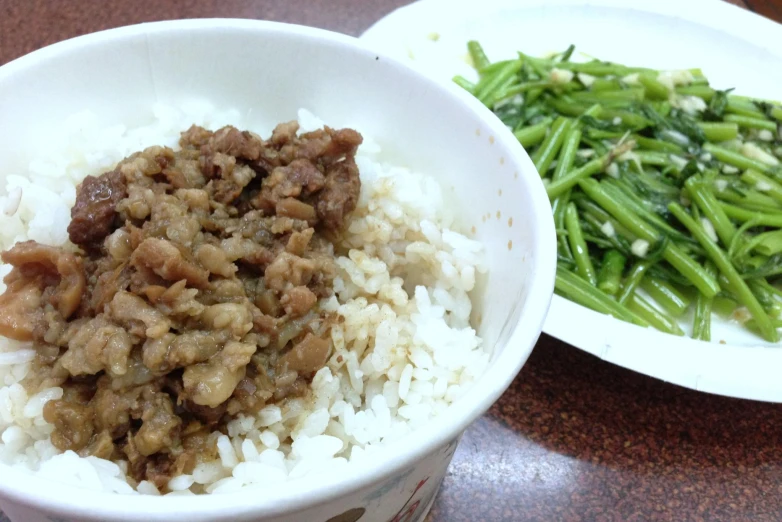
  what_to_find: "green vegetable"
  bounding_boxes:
[565,203,597,285]
[640,277,691,317]
[692,262,717,341]
[555,267,649,327]
[467,41,491,71]
[697,122,739,142]
[618,260,652,305]
[629,294,685,336]
[669,203,779,342]
[458,42,782,342]
[514,119,553,148]
[597,250,627,296]
[532,117,572,176]
[546,157,606,199]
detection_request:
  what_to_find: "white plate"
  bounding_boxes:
[360,0,782,401]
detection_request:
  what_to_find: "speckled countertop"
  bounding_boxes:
[1,0,781,521]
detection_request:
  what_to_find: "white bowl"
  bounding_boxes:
[0,19,555,522]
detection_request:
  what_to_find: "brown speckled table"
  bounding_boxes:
[1,0,781,521]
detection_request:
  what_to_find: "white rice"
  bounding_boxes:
[0,103,488,495]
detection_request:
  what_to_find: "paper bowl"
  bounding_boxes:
[0,19,555,522]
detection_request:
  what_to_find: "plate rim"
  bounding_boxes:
[359,0,782,402]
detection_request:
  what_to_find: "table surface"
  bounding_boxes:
[1,0,781,521]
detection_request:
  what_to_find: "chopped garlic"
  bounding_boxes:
[577,149,596,158]
[601,221,616,238]
[656,74,675,92]
[658,70,695,92]
[722,165,739,175]
[699,152,712,162]
[714,179,728,192]
[670,94,707,115]
[550,68,575,85]
[723,138,744,150]
[669,154,689,170]
[631,239,650,258]
[758,129,774,142]
[700,218,718,243]
[612,116,622,126]
[622,73,640,85]
[578,73,596,87]
[740,142,780,166]
[756,180,774,192]
[605,162,620,179]
[732,306,752,325]
[660,129,690,147]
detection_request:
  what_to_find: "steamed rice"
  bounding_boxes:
[0,103,488,495]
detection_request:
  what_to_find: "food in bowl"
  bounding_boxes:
[0,104,488,495]
[456,41,782,343]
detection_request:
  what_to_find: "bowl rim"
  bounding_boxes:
[0,18,556,519]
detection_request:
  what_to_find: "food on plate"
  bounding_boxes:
[0,105,488,495]
[456,42,782,342]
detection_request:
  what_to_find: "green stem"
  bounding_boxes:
[467,40,491,71]
[685,176,737,245]
[553,128,583,181]
[580,179,720,297]
[513,118,553,148]
[546,156,606,199]
[618,260,652,305]
[629,294,685,336]
[532,117,572,176]
[668,202,778,342]
[741,169,782,205]
[640,277,691,317]
[676,85,715,101]
[697,122,739,142]
[597,250,626,296]
[453,75,476,94]
[475,60,523,105]
[555,267,649,327]
[726,97,768,119]
[692,262,717,341]
[724,114,777,132]
[639,74,670,100]
[718,202,782,227]
[632,135,684,154]
[703,143,777,175]
[565,203,597,285]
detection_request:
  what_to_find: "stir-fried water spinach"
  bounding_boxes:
[457,42,782,342]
